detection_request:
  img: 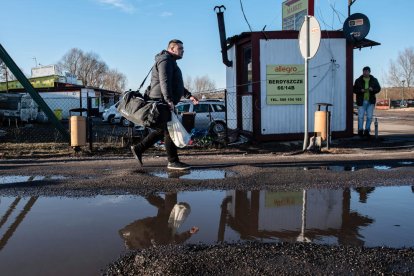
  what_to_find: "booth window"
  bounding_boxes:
[242,46,252,93]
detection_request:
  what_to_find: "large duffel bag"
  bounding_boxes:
[117,90,159,127]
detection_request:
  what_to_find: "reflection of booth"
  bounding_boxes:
[224,31,354,142]
[220,189,373,246]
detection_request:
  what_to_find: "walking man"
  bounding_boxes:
[353,66,381,138]
[131,39,198,170]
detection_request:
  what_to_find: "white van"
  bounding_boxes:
[0,93,38,122]
[101,102,131,126]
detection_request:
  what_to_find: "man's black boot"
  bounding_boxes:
[358,130,364,137]
[131,145,143,166]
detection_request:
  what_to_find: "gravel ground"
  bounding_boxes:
[104,242,414,275]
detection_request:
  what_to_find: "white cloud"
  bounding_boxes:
[97,0,135,13]
[160,11,173,17]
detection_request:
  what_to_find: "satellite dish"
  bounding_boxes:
[343,13,370,42]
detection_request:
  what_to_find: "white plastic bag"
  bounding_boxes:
[167,111,191,148]
[168,202,191,234]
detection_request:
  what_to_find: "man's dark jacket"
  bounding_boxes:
[148,50,192,104]
[353,74,381,106]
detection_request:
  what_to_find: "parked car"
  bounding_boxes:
[390,100,407,108]
[406,99,414,107]
[102,102,131,127]
[175,99,226,133]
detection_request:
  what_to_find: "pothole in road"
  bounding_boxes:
[1,185,414,275]
[302,164,409,171]
[0,175,67,185]
[149,169,237,179]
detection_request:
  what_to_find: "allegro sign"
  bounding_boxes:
[273,65,299,74]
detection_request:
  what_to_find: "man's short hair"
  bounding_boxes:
[168,39,183,48]
[363,66,371,72]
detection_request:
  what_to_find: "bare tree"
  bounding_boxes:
[81,52,108,87]
[58,48,126,92]
[192,75,216,93]
[184,75,194,92]
[73,51,108,87]
[386,47,414,87]
[102,69,127,92]
[0,59,17,82]
[57,48,83,78]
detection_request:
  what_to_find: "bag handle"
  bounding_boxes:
[137,66,153,92]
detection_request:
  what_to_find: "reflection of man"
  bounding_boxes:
[354,187,375,203]
[119,193,199,249]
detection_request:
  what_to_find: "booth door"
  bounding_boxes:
[237,43,253,132]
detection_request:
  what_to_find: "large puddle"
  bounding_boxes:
[0,175,67,185]
[150,169,236,179]
[0,186,413,275]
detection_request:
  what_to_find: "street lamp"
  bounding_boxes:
[401,80,405,107]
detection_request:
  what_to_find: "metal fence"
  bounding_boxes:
[0,95,130,146]
[0,92,250,151]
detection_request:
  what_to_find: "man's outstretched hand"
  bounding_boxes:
[189,226,199,234]
[190,96,199,105]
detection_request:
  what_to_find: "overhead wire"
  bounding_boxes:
[329,0,346,26]
[195,0,342,112]
[239,0,253,32]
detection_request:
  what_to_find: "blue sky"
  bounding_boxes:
[1,0,413,90]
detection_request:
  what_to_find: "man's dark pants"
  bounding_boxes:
[136,104,179,163]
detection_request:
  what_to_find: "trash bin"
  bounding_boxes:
[70,116,86,147]
[314,103,332,141]
[54,109,63,120]
[313,103,333,149]
[69,108,88,147]
[314,110,327,141]
[181,112,195,132]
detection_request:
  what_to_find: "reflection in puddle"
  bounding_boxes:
[119,195,199,249]
[303,165,396,171]
[150,169,236,179]
[304,166,355,171]
[373,165,392,170]
[399,161,414,165]
[0,175,67,185]
[0,186,413,274]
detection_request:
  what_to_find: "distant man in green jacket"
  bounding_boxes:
[353,66,381,138]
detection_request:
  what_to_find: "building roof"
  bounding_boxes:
[352,37,381,49]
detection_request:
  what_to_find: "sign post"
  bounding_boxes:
[298,15,321,150]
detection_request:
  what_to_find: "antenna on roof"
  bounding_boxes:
[348,0,357,16]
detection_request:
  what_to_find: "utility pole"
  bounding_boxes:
[348,0,357,16]
[402,80,405,107]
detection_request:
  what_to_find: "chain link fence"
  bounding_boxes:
[0,94,131,146]
[223,89,252,144]
[0,91,250,153]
